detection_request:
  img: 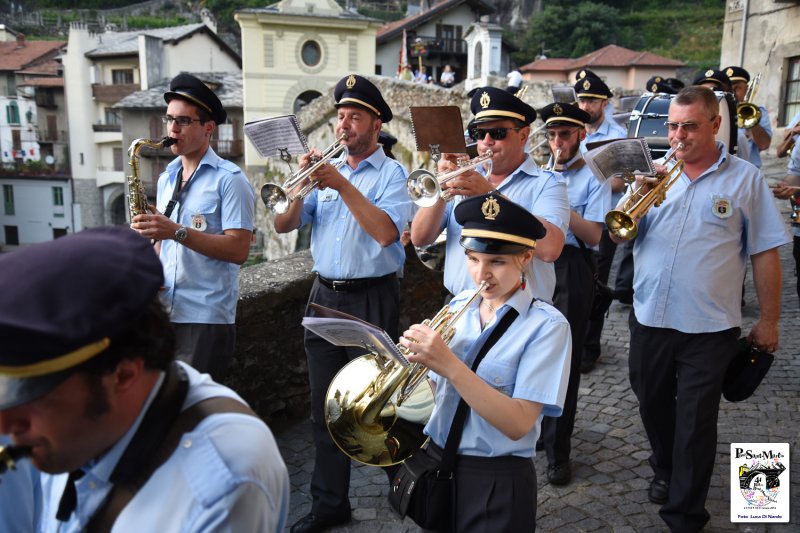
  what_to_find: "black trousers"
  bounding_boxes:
[424,443,537,533]
[794,236,800,305]
[614,239,635,296]
[544,246,594,466]
[628,312,739,533]
[583,229,617,362]
[304,275,400,517]
[173,322,235,381]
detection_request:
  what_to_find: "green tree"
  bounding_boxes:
[514,2,620,64]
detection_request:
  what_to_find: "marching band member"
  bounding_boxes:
[411,86,569,304]
[574,75,628,373]
[725,66,772,169]
[538,102,612,485]
[400,193,571,532]
[613,86,788,531]
[772,127,800,307]
[273,74,414,533]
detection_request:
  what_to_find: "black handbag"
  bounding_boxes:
[388,308,519,531]
[575,238,614,320]
[723,338,774,402]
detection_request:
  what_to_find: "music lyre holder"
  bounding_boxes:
[409,106,467,165]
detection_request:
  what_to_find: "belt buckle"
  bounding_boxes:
[331,280,346,291]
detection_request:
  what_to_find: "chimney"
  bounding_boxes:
[16,33,25,48]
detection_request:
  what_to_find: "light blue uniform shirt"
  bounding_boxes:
[581,117,628,205]
[548,154,612,250]
[157,148,255,324]
[630,143,790,333]
[0,434,41,533]
[787,141,800,237]
[441,156,569,303]
[736,105,772,168]
[39,363,290,533]
[300,147,412,279]
[425,283,572,458]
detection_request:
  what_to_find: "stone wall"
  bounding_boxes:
[226,244,448,425]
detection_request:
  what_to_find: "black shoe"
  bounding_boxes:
[290,512,351,533]
[580,356,596,373]
[648,479,669,504]
[547,463,571,486]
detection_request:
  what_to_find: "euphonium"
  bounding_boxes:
[406,150,493,207]
[127,137,176,220]
[737,73,762,130]
[324,281,488,467]
[605,143,685,240]
[0,444,31,476]
[261,134,349,214]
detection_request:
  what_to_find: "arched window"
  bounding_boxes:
[294,90,323,113]
[6,101,20,124]
[473,42,483,79]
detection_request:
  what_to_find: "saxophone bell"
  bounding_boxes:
[127,136,177,220]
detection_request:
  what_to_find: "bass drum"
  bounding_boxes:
[627,91,737,159]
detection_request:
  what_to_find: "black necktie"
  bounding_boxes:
[56,469,85,521]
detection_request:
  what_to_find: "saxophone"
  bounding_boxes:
[127,137,177,220]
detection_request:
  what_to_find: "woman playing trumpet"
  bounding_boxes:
[399,193,571,532]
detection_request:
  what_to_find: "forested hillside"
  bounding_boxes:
[2,0,725,69]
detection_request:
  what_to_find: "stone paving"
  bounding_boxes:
[274,155,800,532]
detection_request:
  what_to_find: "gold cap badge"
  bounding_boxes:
[725,68,734,77]
[479,91,491,109]
[655,76,662,82]
[481,196,500,221]
[705,69,714,77]
[651,83,658,92]
[583,80,591,91]
[553,103,563,115]
[346,75,356,89]
[579,70,586,79]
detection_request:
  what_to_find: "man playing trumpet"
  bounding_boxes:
[273,74,413,533]
[411,86,569,304]
[611,86,788,532]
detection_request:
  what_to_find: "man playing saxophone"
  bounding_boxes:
[131,73,255,381]
[611,86,788,531]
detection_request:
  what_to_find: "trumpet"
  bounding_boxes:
[737,73,762,129]
[406,150,493,207]
[324,281,488,466]
[261,134,349,214]
[0,444,31,476]
[605,143,685,240]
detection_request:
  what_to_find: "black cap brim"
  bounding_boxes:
[0,369,72,410]
[459,237,530,255]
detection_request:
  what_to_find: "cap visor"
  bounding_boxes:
[459,237,529,255]
[0,370,72,410]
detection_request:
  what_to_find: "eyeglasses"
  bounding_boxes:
[468,127,522,141]
[664,121,707,132]
[546,129,580,141]
[162,115,202,127]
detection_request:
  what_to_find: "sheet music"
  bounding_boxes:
[303,304,408,366]
[244,114,308,159]
[584,137,655,181]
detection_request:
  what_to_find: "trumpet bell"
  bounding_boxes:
[260,183,290,215]
[325,354,434,466]
[605,209,638,240]
[737,103,761,129]
[406,169,441,208]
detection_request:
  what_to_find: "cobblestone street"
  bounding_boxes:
[275,155,800,532]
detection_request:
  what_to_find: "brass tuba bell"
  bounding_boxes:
[737,73,762,130]
[324,281,487,466]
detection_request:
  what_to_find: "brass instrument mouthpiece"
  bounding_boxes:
[0,444,32,475]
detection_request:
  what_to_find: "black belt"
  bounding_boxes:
[317,273,395,292]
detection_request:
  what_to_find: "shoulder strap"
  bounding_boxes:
[439,307,519,474]
[86,395,257,533]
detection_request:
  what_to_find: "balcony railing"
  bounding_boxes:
[410,35,467,57]
[211,138,243,158]
[35,92,57,108]
[36,129,68,143]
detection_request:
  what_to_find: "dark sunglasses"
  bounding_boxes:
[468,126,522,141]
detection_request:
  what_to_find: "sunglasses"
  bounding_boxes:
[468,126,522,141]
[664,120,709,133]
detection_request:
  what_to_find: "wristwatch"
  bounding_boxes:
[174,225,189,243]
